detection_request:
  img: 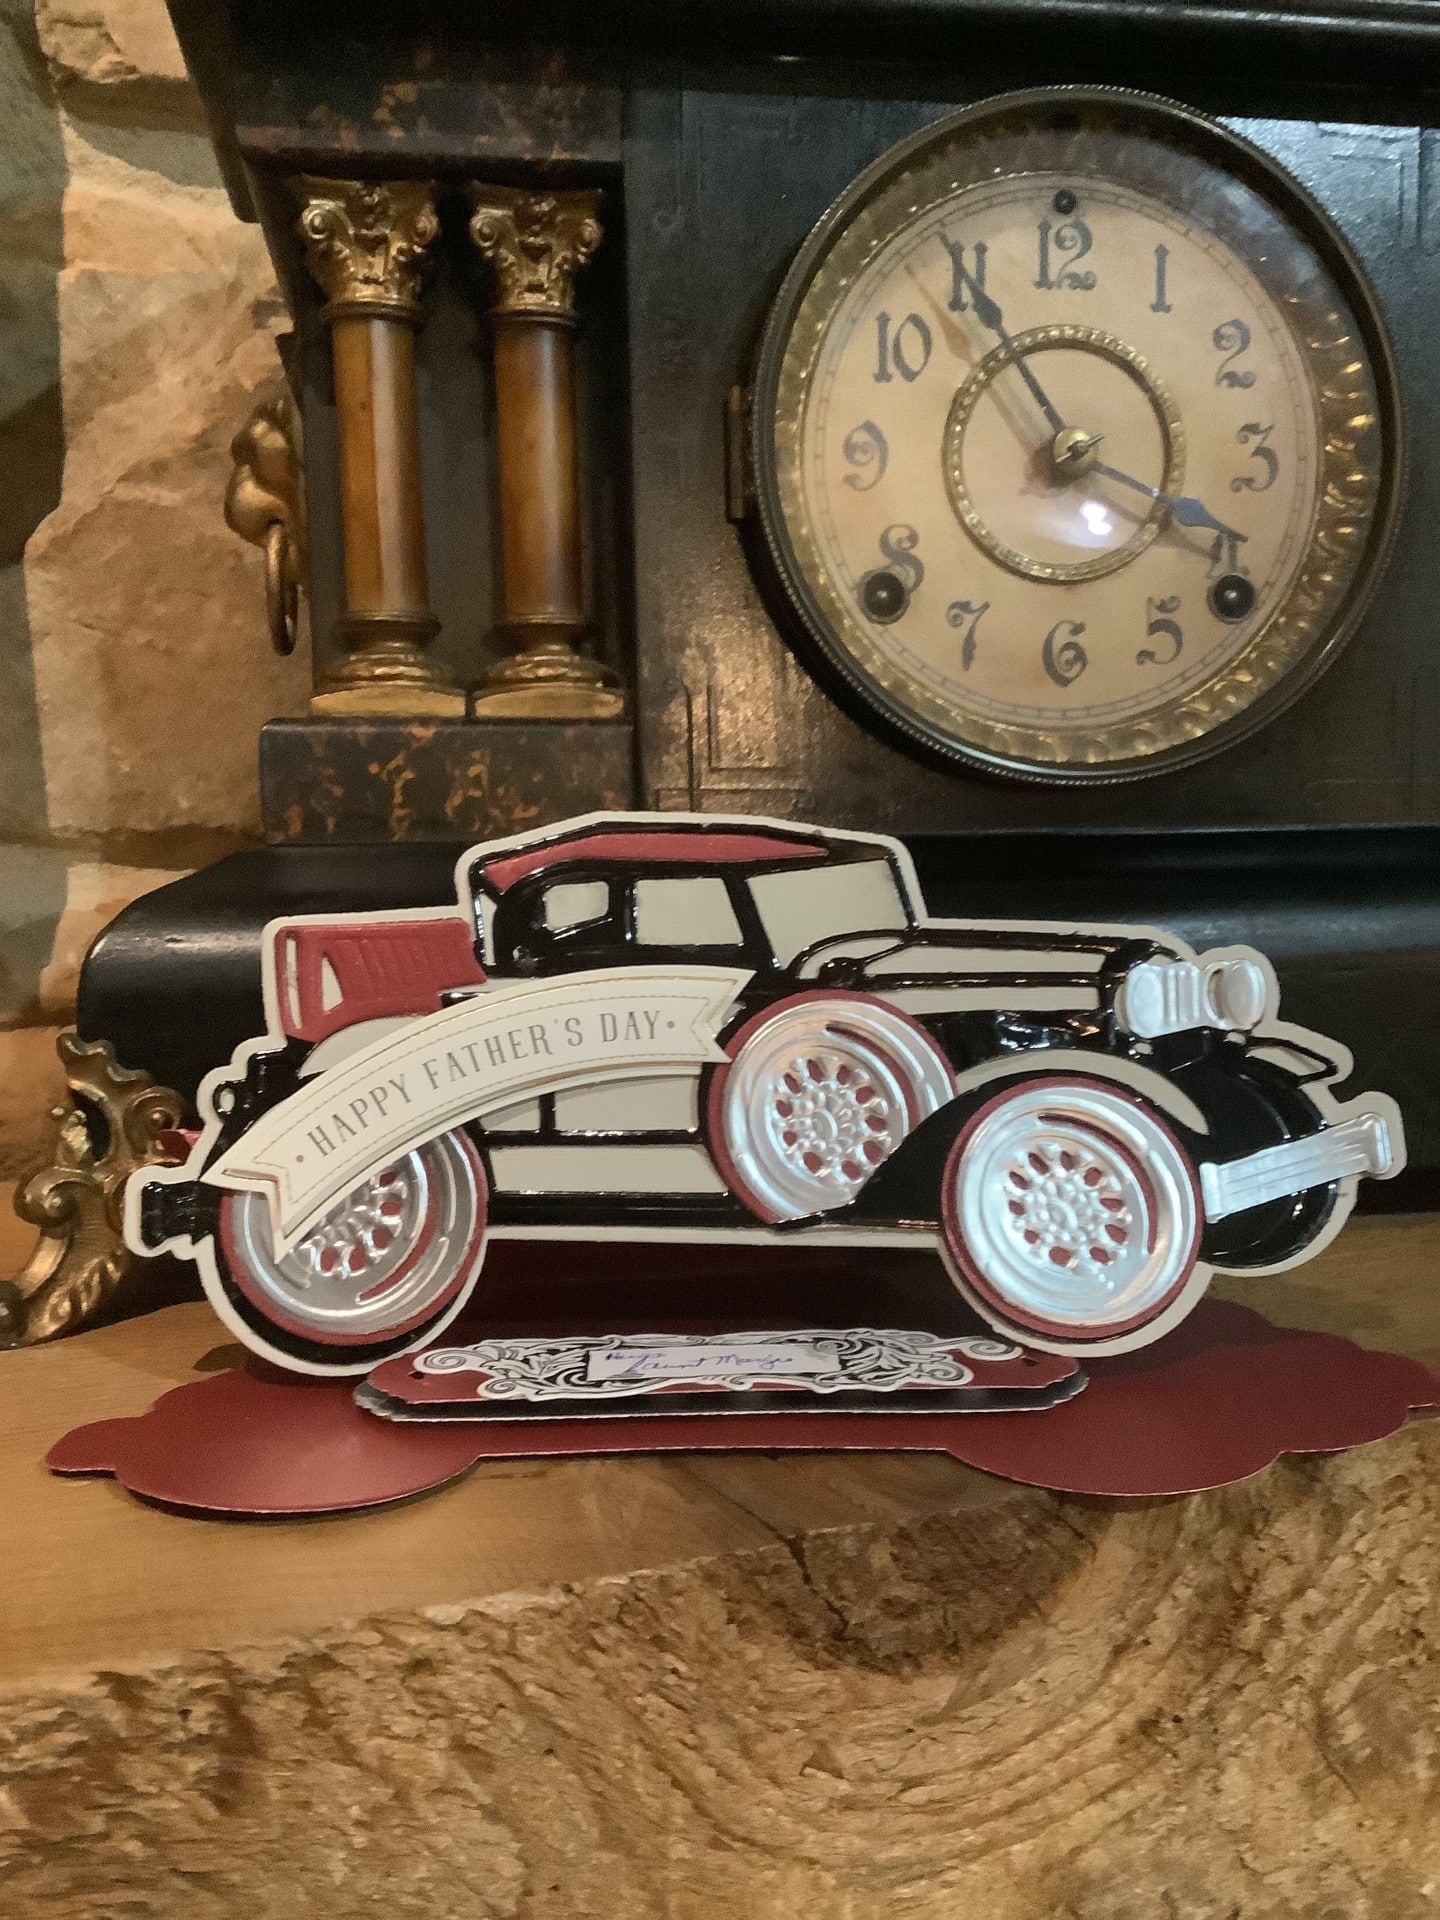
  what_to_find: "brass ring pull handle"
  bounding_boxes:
[264,519,300,656]
[225,389,308,659]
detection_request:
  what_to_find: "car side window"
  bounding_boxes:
[543,879,610,933]
[633,876,744,949]
[494,875,622,974]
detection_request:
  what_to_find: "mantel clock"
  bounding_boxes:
[746,89,1402,783]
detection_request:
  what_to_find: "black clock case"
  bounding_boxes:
[94,0,1440,1183]
[630,39,1439,835]
[167,0,1440,836]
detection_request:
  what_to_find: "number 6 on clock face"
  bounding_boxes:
[747,87,1403,782]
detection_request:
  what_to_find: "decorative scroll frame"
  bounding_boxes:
[411,1327,1024,1400]
[1,1034,183,1347]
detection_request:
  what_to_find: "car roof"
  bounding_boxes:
[479,824,836,895]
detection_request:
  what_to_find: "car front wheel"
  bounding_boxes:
[940,1075,1204,1353]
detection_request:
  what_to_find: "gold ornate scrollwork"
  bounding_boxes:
[298,177,440,324]
[468,187,602,321]
[225,388,308,657]
[0,1034,184,1348]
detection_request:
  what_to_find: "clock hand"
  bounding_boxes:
[1091,459,1249,548]
[948,266,1238,549]
[952,260,1068,439]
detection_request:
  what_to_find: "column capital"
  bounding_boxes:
[468,187,602,322]
[297,177,439,324]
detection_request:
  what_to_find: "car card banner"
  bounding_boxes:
[205,965,752,1250]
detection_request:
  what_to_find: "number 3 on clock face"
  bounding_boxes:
[747,88,1403,782]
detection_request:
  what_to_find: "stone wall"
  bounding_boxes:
[0,0,308,1205]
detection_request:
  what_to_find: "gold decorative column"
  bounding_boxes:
[298,177,465,716]
[469,187,624,718]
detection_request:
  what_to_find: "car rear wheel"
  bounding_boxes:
[214,1127,487,1374]
[940,1075,1203,1352]
[709,994,954,1222]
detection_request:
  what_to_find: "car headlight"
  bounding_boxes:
[1117,954,1270,1040]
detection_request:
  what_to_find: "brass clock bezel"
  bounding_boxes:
[942,324,1186,585]
[746,87,1405,785]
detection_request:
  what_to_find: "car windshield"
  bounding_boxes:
[747,858,909,967]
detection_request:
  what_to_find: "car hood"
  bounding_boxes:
[797,924,1170,985]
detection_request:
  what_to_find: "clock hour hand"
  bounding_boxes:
[952,261,1068,439]
[1091,459,1249,549]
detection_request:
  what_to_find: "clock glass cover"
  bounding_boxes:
[749,89,1402,781]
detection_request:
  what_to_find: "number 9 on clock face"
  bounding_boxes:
[746,88,1403,782]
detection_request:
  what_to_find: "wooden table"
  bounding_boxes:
[3,1217,1437,1918]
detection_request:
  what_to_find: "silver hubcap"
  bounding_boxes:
[224,1131,482,1342]
[721,1000,953,1221]
[955,1082,1197,1332]
[768,1045,905,1196]
[1002,1133,1140,1285]
[289,1162,425,1293]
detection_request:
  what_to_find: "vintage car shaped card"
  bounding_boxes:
[126,812,1404,1376]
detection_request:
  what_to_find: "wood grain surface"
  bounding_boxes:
[1,1215,1437,1917]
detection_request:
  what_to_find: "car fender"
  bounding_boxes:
[849,1047,1211,1226]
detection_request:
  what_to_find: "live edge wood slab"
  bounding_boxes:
[3,1219,1438,1918]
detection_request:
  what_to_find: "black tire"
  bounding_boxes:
[1181,1053,1338,1269]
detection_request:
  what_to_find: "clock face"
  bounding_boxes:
[749,90,1402,781]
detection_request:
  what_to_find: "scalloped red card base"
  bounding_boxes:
[47,1297,1438,1515]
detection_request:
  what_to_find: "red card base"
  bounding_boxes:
[48,1295,1439,1515]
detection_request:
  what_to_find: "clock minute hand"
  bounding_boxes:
[1091,459,1249,547]
[954,262,1068,439]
